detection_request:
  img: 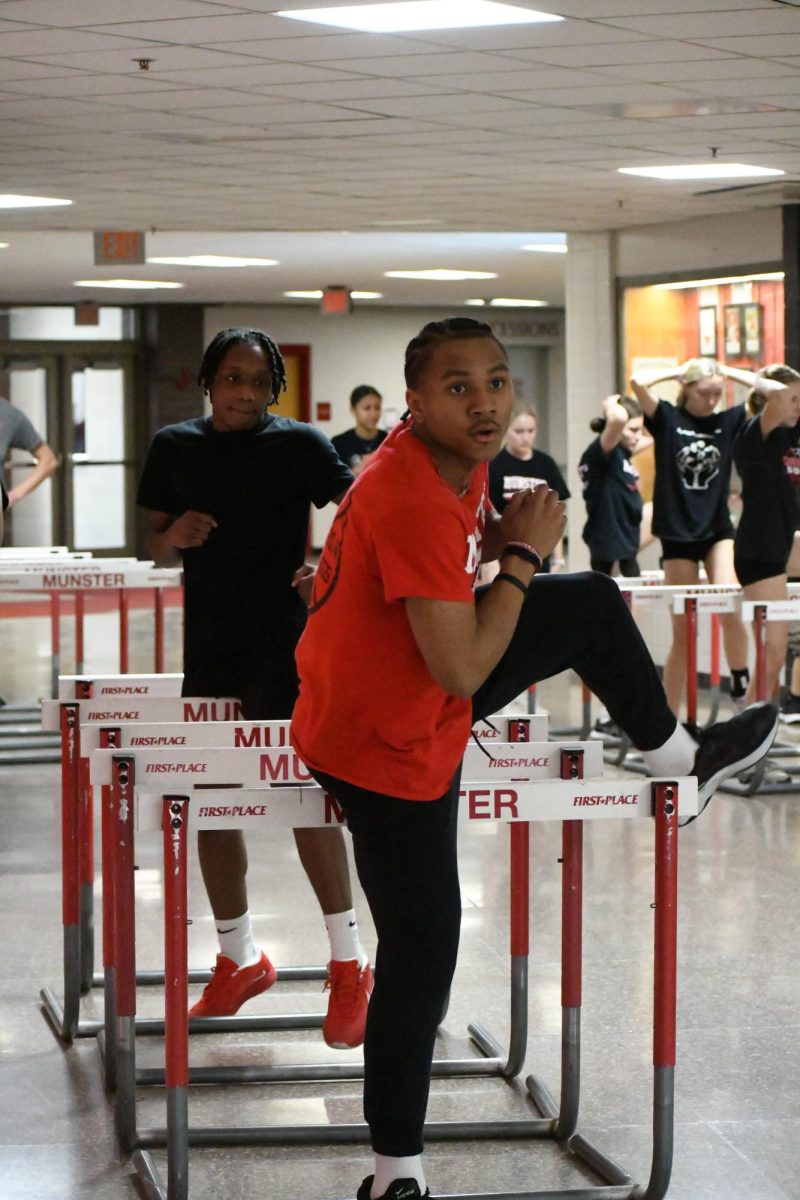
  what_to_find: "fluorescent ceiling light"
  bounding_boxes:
[522,242,567,254]
[277,2,562,33]
[74,279,184,290]
[489,298,547,307]
[0,193,72,208]
[283,289,383,299]
[464,299,487,306]
[618,163,784,181]
[147,255,278,268]
[656,271,784,290]
[384,268,497,281]
[0,243,8,249]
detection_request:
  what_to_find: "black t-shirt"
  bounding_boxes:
[578,437,643,560]
[330,427,387,471]
[733,415,800,564]
[137,414,353,682]
[488,447,570,513]
[1,481,7,512]
[644,401,745,542]
[488,447,570,572]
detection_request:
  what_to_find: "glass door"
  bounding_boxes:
[64,355,137,554]
[0,355,59,547]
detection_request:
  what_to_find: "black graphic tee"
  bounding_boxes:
[645,401,745,542]
[578,437,643,561]
[733,415,800,565]
[488,447,570,571]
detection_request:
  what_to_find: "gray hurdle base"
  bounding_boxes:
[106,748,694,1200]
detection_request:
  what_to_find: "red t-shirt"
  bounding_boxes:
[291,421,490,800]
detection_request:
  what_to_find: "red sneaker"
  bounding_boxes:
[323,959,373,1049]
[188,950,277,1018]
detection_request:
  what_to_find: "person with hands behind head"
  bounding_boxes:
[137,327,373,1049]
[291,317,777,1200]
[630,357,752,714]
[579,393,647,577]
[732,364,800,705]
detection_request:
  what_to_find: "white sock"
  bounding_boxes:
[371,1154,426,1198]
[640,721,698,779]
[325,909,368,968]
[215,911,259,967]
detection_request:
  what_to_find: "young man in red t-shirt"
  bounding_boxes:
[291,317,777,1200]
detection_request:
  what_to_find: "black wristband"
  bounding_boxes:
[495,571,528,598]
[502,543,543,572]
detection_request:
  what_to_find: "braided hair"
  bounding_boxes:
[404,317,505,388]
[198,328,288,405]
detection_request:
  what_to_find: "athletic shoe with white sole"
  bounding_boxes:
[323,958,373,1048]
[779,693,800,724]
[188,949,277,1018]
[355,1178,429,1200]
[681,701,779,826]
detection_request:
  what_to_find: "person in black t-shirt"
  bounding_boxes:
[631,358,752,715]
[579,394,646,576]
[733,364,800,703]
[331,385,387,476]
[488,403,570,572]
[137,328,372,1045]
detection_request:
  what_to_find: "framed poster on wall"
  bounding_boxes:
[724,304,742,356]
[743,303,762,357]
[698,306,717,357]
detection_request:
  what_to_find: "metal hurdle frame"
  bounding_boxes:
[39,681,241,1044]
[719,596,800,796]
[0,561,179,693]
[112,763,695,1200]
[94,722,578,1098]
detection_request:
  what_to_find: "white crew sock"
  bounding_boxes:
[371,1154,426,1198]
[639,721,698,779]
[324,909,369,968]
[215,910,259,967]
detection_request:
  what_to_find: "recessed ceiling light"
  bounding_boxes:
[489,298,547,307]
[0,243,9,249]
[522,242,567,254]
[464,299,487,307]
[74,279,184,290]
[656,271,784,290]
[384,269,498,281]
[277,2,563,33]
[0,193,72,208]
[618,163,784,181]
[283,289,383,299]
[147,255,278,268]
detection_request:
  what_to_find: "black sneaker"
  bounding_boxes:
[780,693,800,725]
[356,1179,429,1200]
[683,701,779,826]
[591,715,622,738]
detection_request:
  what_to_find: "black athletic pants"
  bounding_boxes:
[313,571,676,1156]
[590,555,640,578]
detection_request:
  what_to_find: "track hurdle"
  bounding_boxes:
[720,596,800,796]
[0,561,181,692]
[109,757,695,1200]
[39,683,241,1043]
[89,716,562,1089]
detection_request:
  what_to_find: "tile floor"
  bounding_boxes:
[0,607,799,1200]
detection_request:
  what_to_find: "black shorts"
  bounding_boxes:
[734,557,787,587]
[590,555,640,577]
[660,532,733,564]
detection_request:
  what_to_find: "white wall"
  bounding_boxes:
[617,207,781,280]
[204,304,564,547]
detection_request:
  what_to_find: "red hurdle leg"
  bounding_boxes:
[118,588,130,674]
[501,820,530,1078]
[53,703,81,1040]
[707,612,722,724]
[112,755,138,1152]
[163,795,190,1200]
[754,604,768,703]
[75,591,85,675]
[100,728,120,1092]
[685,598,698,727]
[556,747,584,1140]
[643,779,680,1199]
[50,591,61,698]
[78,752,95,993]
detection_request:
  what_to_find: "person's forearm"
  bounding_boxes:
[8,459,54,503]
[146,526,181,567]
[720,364,756,388]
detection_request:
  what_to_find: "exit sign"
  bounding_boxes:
[94,230,145,265]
